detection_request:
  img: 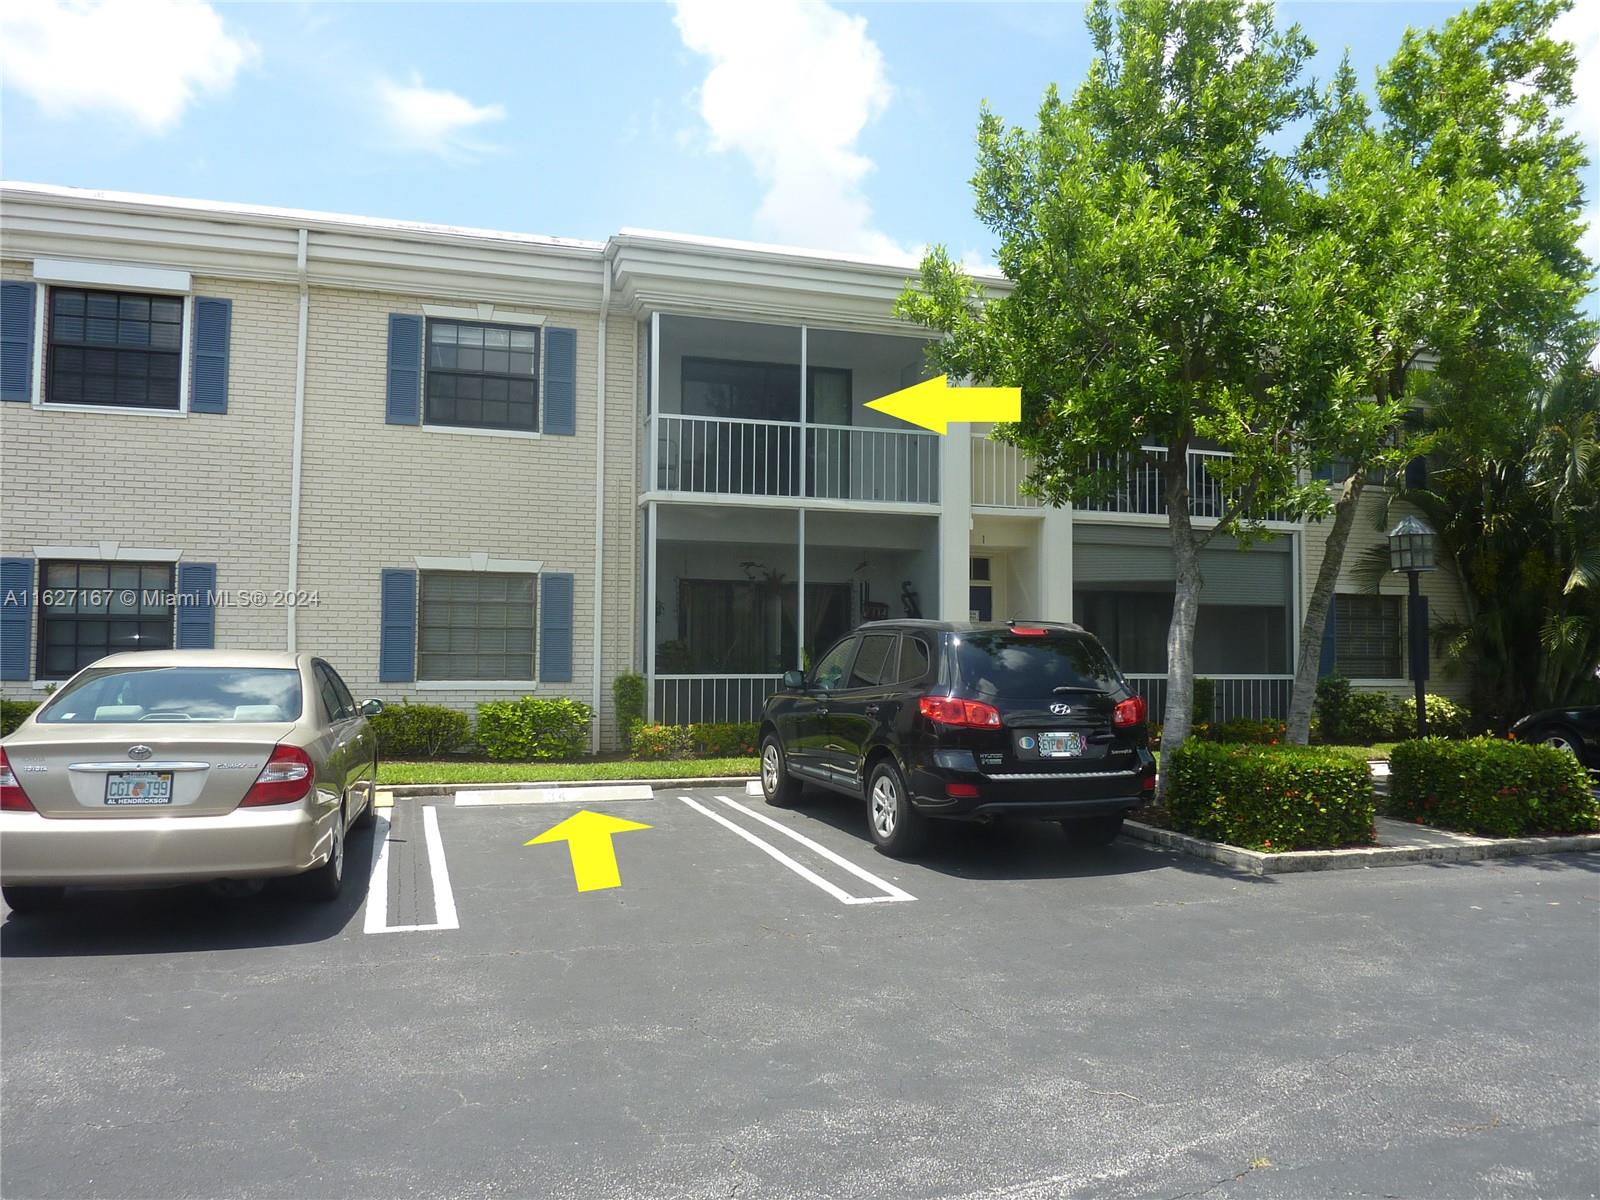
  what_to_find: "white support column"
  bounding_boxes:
[937,429,973,620]
[648,312,661,491]
[798,325,808,498]
[796,508,806,670]
[1038,502,1074,623]
[645,501,658,722]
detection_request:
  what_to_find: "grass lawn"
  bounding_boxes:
[379,757,759,786]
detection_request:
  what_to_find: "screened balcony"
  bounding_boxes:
[645,316,940,506]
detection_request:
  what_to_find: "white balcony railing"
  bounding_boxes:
[971,436,1040,508]
[653,674,783,724]
[1126,674,1294,723]
[653,413,939,505]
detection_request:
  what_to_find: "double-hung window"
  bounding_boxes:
[417,571,537,681]
[1334,594,1403,679]
[425,320,540,432]
[47,288,184,410]
[37,561,175,679]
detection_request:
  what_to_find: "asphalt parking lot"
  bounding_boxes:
[3,785,1597,1200]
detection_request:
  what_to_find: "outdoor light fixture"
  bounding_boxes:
[1387,515,1438,738]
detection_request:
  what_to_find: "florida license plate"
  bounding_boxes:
[105,771,174,805]
[1039,731,1085,758]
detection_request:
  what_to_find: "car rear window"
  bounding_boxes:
[35,666,304,724]
[954,632,1121,698]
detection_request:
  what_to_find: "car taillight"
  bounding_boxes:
[1112,695,1147,729]
[241,744,314,807]
[919,696,1003,728]
[0,747,36,812]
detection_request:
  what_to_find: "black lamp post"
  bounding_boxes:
[1387,515,1437,739]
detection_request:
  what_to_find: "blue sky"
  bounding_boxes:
[2,1,1596,304]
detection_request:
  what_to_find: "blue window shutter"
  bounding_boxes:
[1404,455,1428,490]
[175,562,217,649]
[386,314,423,425]
[1,557,34,680]
[1318,598,1338,678]
[540,572,574,682]
[190,297,232,414]
[1,282,36,402]
[544,327,577,435]
[379,569,418,682]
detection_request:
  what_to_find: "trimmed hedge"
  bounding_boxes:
[1392,694,1470,739]
[475,697,592,761]
[1387,737,1598,837]
[1314,676,1396,744]
[631,722,759,760]
[368,700,470,759]
[1,700,41,737]
[1164,741,1377,852]
[613,673,646,743]
[1204,718,1286,745]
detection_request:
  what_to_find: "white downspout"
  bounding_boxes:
[286,229,309,651]
[590,266,611,752]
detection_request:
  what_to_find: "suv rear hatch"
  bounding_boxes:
[949,628,1136,773]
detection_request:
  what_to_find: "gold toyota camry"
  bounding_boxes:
[0,650,382,913]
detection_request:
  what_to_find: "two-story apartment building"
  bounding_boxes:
[0,183,1470,747]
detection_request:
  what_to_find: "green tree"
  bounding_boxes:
[897,0,1341,767]
[1282,0,1592,742]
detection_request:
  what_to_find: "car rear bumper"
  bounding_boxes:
[0,803,332,886]
[906,753,1156,820]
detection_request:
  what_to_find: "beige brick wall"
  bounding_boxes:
[1,260,299,691]
[292,287,637,746]
[1301,487,1474,704]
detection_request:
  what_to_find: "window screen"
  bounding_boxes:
[47,288,184,410]
[425,320,540,432]
[1335,594,1403,679]
[37,561,174,678]
[418,572,537,681]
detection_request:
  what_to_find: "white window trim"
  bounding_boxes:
[421,423,541,441]
[33,543,183,563]
[32,259,192,293]
[421,302,544,326]
[413,555,542,574]
[31,287,194,418]
[415,680,541,691]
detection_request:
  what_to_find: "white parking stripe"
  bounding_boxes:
[711,794,916,902]
[363,806,460,934]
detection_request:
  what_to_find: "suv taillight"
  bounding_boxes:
[919,696,1003,728]
[241,744,314,807]
[0,747,37,812]
[1112,695,1147,729]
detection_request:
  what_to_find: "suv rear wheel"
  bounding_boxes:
[1060,814,1124,848]
[866,759,927,858]
[760,735,802,807]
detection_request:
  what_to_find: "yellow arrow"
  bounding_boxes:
[864,375,1021,434]
[525,809,652,892]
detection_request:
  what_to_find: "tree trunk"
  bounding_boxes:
[1285,472,1366,744]
[1159,451,1204,798]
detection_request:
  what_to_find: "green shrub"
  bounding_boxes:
[1387,737,1598,837]
[687,722,759,756]
[1191,677,1216,725]
[367,700,470,759]
[1204,718,1286,745]
[1315,676,1395,743]
[631,723,693,760]
[475,697,592,761]
[1,700,41,737]
[613,673,646,742]
[1391,694,1470,739]
[1164,742,1376,852]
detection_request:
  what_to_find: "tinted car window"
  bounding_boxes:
[314,663,348,721]
[849,634,896,688]
[36,666,304,723]
[898,635,931,683]
[955,632,1120,698]
[320,661,357,716]
[810,637,858,693]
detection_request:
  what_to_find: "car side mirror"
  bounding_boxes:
[359,698,386,717]
[782,670,806,691]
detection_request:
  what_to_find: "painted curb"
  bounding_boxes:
[1123,819,1600,875]
[383,775,758,798]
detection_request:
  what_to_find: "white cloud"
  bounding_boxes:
[671,0,913,262]
[374,75,505,160]
[0,0,254,132]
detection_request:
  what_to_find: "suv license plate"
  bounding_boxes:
[1039,731,1084,758]
[105,771,174,805]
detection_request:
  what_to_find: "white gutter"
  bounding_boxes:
[286,228,308,651]
[590,265,611,752]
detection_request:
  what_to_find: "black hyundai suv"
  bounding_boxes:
[757,619,1156,856]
